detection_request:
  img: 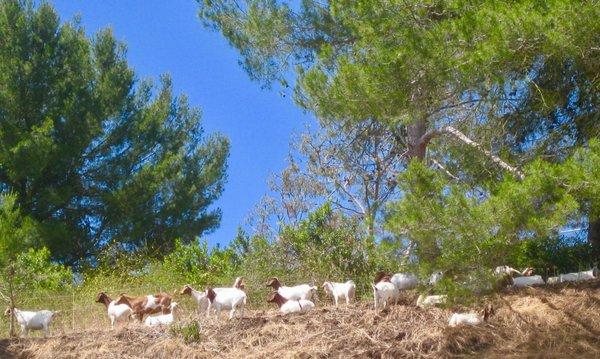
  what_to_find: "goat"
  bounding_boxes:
[512,275,545,287]
[95,292,133,329]
[374,271,419,291]
[267,291,315,314]
[115,292,172,322]
[4,307,57,337]
[494,266,523,277]
[558,268,598,283]
[322,280,356,306]
[144,302,179,327]
[449,304,495,327]
[204,285,247,319]
[416,294,447,308]
[265,277,317,301]
[372,275,398,310]
[180,284,210,314]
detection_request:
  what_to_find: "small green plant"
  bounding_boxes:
[170,321,202,344]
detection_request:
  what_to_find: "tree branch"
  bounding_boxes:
[418,126,525,180]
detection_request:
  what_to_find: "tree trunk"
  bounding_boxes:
[406,120,428,160]
[587,216,600,257]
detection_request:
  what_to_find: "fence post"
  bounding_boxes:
[72,291,75,331]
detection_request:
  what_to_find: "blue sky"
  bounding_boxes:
[52,0,311,248]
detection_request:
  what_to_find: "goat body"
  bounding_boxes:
[267,291,314,314]
[144,302,178,327]
[449,304,494,327]
[205,287,247,319]
[512,275,545,287]
[322,280,356,306]
[390,273,419,290]
[116,292,172,321]
[372,280,398,310]
[266,277,317,300]
[559,268,597,283]
[5,308,56,337]
[416,294,447,308]
[96,292,133,328]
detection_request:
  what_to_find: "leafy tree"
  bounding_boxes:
[386,141,600,287]
[197,0,599,256]
[0,1,229,264]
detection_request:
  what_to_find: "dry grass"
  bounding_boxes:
[2,280,599,358]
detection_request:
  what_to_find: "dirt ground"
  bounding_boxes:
[2,280,599,358]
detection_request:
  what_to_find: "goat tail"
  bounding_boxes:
[52,310,62,316]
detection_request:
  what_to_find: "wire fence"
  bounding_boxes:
[0,285,200,338]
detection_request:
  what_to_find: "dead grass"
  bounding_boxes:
[2,280,599,358]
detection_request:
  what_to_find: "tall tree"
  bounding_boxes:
[0,1,229,264]
[197,0,599,249]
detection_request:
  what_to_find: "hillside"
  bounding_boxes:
[1,281,599,358]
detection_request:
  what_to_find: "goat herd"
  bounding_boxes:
[4,265,598,338]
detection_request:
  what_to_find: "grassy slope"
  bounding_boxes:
[2,280,599,358]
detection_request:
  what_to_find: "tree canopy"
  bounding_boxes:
[0,1,229,264]
[198,0,599,270]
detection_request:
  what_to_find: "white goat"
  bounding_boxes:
[95,292,133,329]
[204,286,247,319]
[372,276,398,310]
[512,275,545,287]
[374,271,419,291]
[144,302,178,327]
[546,276,560,285]
[267,292,315,314]
[322,280,356,306]
[558,268,598,283]
[449,304,495,327]
[4,307,57,337]
[265,277,317,301]
[416,294,447,308]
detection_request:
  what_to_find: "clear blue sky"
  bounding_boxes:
[52,0,311,248]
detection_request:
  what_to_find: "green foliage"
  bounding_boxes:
[0,0,229,264]
[11,247,73,291]
[197,0,598,120]
[0,193,39,266]
[386,141,600,293]
[170,321,202,344]
[239,203,393,299]
[512,236,595,276]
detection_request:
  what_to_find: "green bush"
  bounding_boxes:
[12,247,73,291]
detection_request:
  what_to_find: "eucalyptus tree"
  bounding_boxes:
[0,1,229,264]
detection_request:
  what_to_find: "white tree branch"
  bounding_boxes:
[418,126,525,180]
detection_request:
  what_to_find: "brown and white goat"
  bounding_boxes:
[267,291,315,314]
[115,292,172,321]
[265,277,317,301]
[95,292,133,328]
